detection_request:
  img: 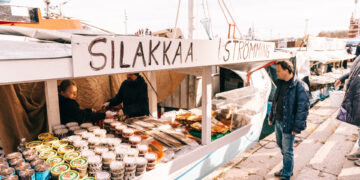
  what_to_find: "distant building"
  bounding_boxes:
[349,14,359,38]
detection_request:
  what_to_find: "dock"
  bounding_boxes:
[204,98,360,180]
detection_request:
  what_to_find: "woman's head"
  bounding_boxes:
[59,80,77,100]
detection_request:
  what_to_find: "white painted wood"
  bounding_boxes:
[146,71,158,118]
[0,58,73,85]
[139,124,251,179]
[201,66,212,145]
[44,80,61,132]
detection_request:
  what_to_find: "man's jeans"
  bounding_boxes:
[275,120,295,177]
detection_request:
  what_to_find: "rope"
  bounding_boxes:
[173,0,182,38]
[220,0,244,39]
[141,73,159,98]
[246,60,277,86]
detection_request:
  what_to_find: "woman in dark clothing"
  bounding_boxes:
[102,73,149,118]
[58,80,113,125]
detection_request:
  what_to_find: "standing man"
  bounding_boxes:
[268,60,310,180]
[103,73,150,118]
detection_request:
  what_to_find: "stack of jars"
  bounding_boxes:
[145,153,157,171]
[110,161,125,180]
[102,151,116,171]
[123,157,136,180]
[135,157,147,176]
[88,155,102,177]
[121,129,134,143]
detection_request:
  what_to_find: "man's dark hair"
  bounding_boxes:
[277,60,294,74]
[59,80,76,93]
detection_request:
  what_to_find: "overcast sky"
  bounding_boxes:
[9,0,359,40]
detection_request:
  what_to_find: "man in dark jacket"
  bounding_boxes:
[268,60,310,180]
[335,55,360,89]
[103,73,150,118]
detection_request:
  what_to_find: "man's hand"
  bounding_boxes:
[268,121,273,126]
[118,109,124,116]
[291,131,299,135]
[335,80,341,88]
[105,111,114,118]
[102,102,110,109]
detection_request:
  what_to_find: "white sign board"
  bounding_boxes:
[307,36,347,51]
[72,35,218,77]
[72,35,277,77]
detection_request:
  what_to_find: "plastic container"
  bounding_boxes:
[50,163,70,180]
[2,175,18,180]
[38,133,54,140]
[22,149,36,157]
[64,151,81,164]
[135,157,147,169]
[129,136,141,148]
[126,148,139,158]
[35,145,52,154]
[57,145,75,156]
[1,167,15,176]
[137,145,148,155]
[19,168,35,180]
[42,137,59,146]
[25,141,43,150]
[114,148,127,161]
[110,161,125,174]
[53,125,66,131]
[6,152,22,161]
[35,163,51,180]
[30,160,44,169]
[67,136,82,145]
[9,158,25,167]
[39,150,57,160]
[25,155,39,162]
[54,128,69,139]
[95,171,111,180]
[58,170,80,180]
[80,149,95,159]
[73,140,88,151]
[80,123,93,129]
[81,132,95,141]
[93,129,107,138]
[66,122,79,128]
[123,157,136,168]
[45,156,63,167]
[87,126,100,133]
[145,153,157,163]
[87,156,102,172]
[70,157,88,178]
[87,137,101,149]
[329,90,345,107]
[74,129,87,136]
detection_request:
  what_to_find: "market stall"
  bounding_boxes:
[0,25,290,179]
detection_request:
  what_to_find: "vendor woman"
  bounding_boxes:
[59,80,113,125]
[103,73,150,118]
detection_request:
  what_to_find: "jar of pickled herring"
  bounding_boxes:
[35,144,52,154]
[80,149,95,159]
[94,147,108,156]
[73,140,88,151]
[95,171,111,180]
[87,155,102,174]
[67,136,82,145]
[87,126,100,133]
[43,137,59,146]
[46,156,63,167]
[22,149,36,157]
[30,159,45,169]
[19,168,35,180]
[39,150,57,160]
[34,163,51,180]
[93,129,107,138]
[50,163,70,180]
[114,148,127,161]
[9,158,25,167]
[66,122,79,128]
[80,123,93,129]
[115,125,127,138]
[81,132,95,141]
[63,151,81,164]
[70,157,88,178]
[58,170,80,180]
[126,148,139,158]
[6,152,22,161]
[38,133,54,141]
[87,137,100,148]
[129,136,141,148]
[25,154,39,162]
[57,145,75,156]
[54,129,69,139]
[74,129,87,136]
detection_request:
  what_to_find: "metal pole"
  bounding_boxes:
[188,0,194,39]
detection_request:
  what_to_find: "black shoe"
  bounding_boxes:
[281,177,290,180]
[346,153,360,161]
[274,170,293,177]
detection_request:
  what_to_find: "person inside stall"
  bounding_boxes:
[102,73,150,118]
[58,80,114,125]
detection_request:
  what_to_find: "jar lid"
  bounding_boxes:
[94,129,106,135]
[87,126,100,132]
[81,132,95,139]
[145,152,157,161]
[70,157,88,168]
[25,141,43,149]
[115,125,127,131]
[19,168,34,177]
[95,171,111,179]
[31,159,45,167]
[58,145,75,153]
[123,157,136,165]
[38,132,54,140]
[103,119,114,124]
[53,124,66,130]
[129,136,141,142]
[117,144,130,150]
[64,151,81,161]
[43,137,59,144]
[68,126,81,131]
[73,140,88,147]
[46,156,63,167]
[114,147,127,155]
[102,152,116,160]
[88,137,101,144]
[110,122,122,127]
[137,144,148,152]
[127,148,139,156]
[2,167,15,175]
[54,129,69,135]
[110,161,124,170]
[6,152,22,160]
[50,163,70,175]
[80,123,93,129]
[36,144,53,153]
[122,128,134,134]
[66,122,79,128]
[94,147,108,154]
[15,162,30,171]
[59,170,79,180]
[81,149,95,158]
[74,129,87,136]
[35,163,50,172]
[87,155,101,164]
[68,136,82,142]
[39,150,57,160]
[136,157,147,165]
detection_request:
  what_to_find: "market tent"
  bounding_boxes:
[0,26,186,153]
